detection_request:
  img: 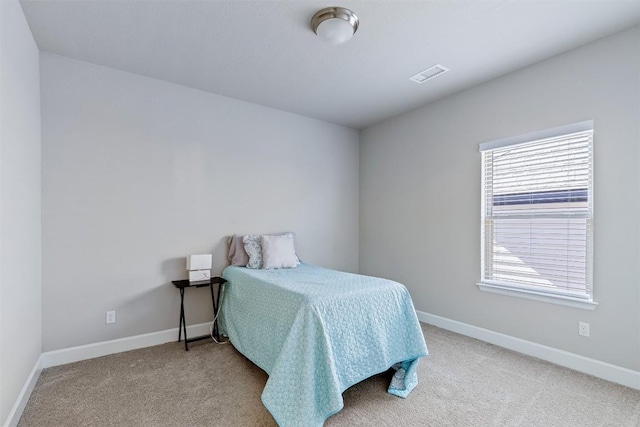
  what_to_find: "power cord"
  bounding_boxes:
[210,281,228,345]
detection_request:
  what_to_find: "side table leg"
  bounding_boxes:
[179,288,184,342]
[183,290,189,351]
[210,282,218,340]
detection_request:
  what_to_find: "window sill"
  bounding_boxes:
[476,282,598,311]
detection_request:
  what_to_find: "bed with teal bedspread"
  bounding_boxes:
[219,263,428,426]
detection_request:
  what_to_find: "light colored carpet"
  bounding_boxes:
[19,324,640,426]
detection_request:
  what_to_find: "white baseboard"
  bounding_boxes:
[416,310,640,391]
[41,322,212,369]
[3,355,43,427]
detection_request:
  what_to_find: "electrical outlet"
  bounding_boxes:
[106,311,116,324]
[578,321,590,337]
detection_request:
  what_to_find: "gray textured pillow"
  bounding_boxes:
[242,235,263,269]
[227,235,249,266]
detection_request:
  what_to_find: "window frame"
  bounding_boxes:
[477,121,597,311]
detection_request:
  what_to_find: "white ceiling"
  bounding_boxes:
[20,0,640,129]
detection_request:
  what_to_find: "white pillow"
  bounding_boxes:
[261,234,298,269]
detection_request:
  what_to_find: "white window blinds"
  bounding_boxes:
[480,122,593,300]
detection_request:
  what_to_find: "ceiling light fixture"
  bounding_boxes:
[311,7,359,45]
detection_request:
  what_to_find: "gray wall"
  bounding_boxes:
[0,1,42,423]
[40,53,359,352]
[360,26,640,371]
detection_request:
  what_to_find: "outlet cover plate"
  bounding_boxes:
[578,321,590,337]
[106,311,116,324]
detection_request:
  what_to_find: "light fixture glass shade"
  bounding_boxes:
[311,7,359,45]
[316,18,355,45]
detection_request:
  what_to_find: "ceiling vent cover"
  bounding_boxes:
[410,64,449,84]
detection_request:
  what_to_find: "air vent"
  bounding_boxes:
[409,64,449,84]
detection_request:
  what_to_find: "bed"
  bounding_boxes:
[219,263,428,426]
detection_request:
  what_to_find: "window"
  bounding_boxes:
[478,121,596,309]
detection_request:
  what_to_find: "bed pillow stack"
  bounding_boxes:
[227,233,299,269]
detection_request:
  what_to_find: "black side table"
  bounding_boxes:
[172,276,227,351]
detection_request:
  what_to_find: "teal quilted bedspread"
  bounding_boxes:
[219,264,428,426]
